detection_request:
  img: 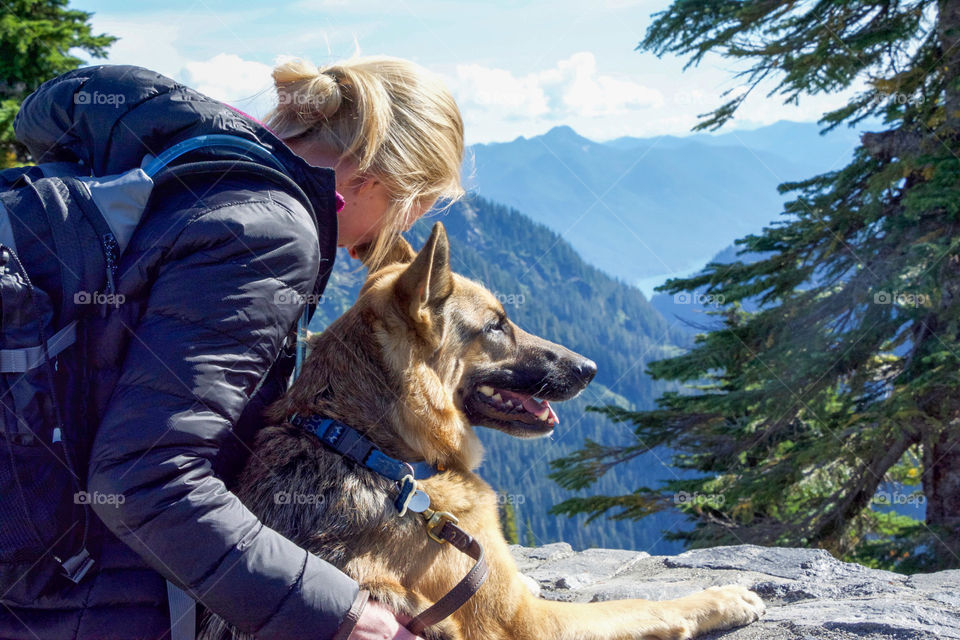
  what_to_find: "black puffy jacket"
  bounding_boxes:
[0,65,360,639]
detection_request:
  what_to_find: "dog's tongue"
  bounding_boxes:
[520,395,559,425]
[521,395,545,415]
[492,387,559,425]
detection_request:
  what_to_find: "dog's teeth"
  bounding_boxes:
[535,407,550,421]
[492,393,502,403]
[503,399,514,407]
[479,385,495,396]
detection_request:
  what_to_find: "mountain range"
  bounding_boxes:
[465,120,865,296]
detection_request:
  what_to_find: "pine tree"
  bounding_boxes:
[524,517,536,547]
[1,0,115,166]
[500,496,519,545]
[552,0,960,572]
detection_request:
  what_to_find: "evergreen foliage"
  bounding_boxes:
[1,0,115,166]
[551,0,960,572]
[500,498,519,545]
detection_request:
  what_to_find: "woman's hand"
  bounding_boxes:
[346,599,426,640]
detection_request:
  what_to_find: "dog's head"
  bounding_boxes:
[285,222,596,469]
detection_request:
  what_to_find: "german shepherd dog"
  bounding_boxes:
[200,222,764,639]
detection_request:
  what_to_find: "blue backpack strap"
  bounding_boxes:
[141,134,287,178]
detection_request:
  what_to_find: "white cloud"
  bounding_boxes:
[550,52,664,116]
[455,64,550,118]
[452,52,662,127]
[180,54,276,118]
[445,48,862,143]
[91,17,186,79]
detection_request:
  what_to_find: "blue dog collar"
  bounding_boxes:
[288,413,439,515]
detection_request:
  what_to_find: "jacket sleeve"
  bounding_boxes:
[86,193,359,639]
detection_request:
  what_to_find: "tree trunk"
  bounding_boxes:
[939,0,960,133]
[923,424,960,533]
[923,1,960,552]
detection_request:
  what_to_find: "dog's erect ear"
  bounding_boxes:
[382,236,417,266]
[355,235,416,269]
[396,222,453,324]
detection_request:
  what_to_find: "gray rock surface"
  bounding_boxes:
[510,543,960,639]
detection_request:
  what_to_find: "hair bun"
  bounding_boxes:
[272,58,341,119]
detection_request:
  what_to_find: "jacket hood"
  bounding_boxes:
[14,64,339,296]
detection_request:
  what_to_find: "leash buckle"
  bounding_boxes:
[422,508,459,544]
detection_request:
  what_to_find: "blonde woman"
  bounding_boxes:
[0,57,463,640]
[270,57,464,269]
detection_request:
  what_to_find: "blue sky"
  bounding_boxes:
[77,0,857,144]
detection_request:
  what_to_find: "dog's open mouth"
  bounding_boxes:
[463,384,559,436]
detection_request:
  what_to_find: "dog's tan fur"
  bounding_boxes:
[199,223,764,640]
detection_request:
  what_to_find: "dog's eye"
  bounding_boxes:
[484,317,505,334]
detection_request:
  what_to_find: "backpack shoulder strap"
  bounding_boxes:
[141,134,287,178]
[0,174,86,324]
[0,320,77,373]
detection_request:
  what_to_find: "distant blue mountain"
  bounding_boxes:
[605,120,863,176]
[650,243,767,335]
[466,120,867,296]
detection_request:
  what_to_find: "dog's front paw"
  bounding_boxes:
[696,585,765,631]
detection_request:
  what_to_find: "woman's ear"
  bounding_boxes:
[343,173,382,197]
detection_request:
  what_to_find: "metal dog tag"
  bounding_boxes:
[407,490,431,513]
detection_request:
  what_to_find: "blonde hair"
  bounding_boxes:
[264,55,465,271]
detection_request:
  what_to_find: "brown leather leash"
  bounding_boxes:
[405,508,489,636]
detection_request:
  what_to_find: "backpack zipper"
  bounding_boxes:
[98,231,119,319]
[102,231,118,296]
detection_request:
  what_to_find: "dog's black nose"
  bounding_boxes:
[575,358,597,384]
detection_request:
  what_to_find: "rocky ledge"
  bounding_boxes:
[510,543,959,639]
